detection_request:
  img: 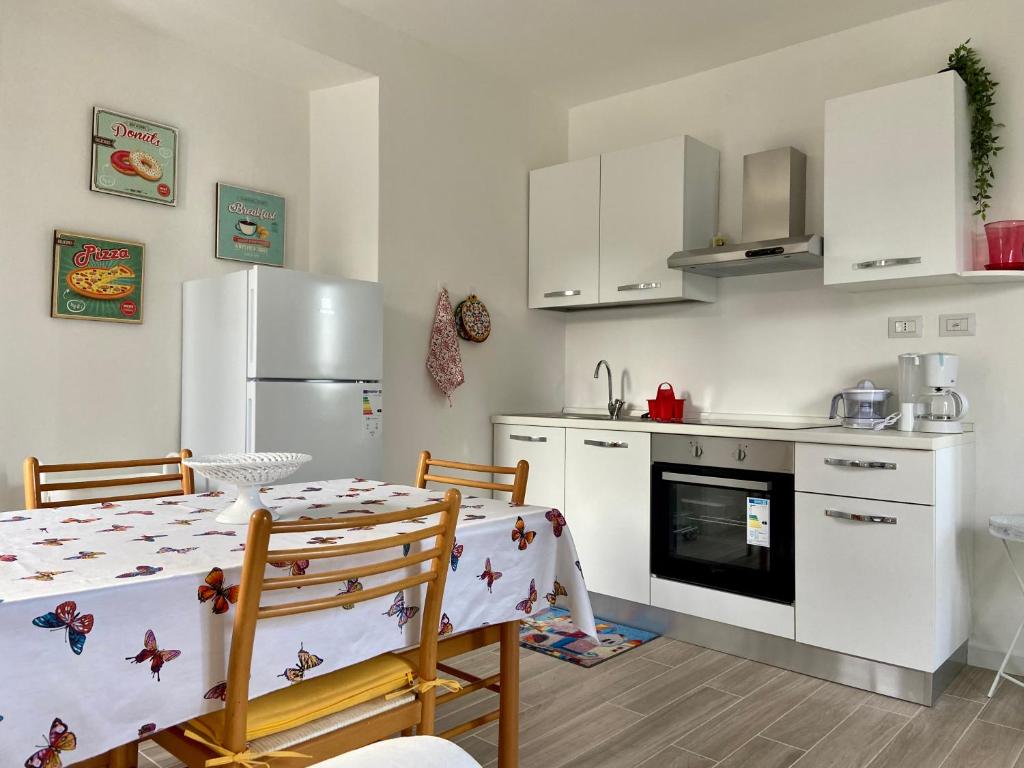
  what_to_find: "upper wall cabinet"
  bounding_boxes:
[528,135,719,310]
[599,136,719,305]
[824,71,971,290]
[528,157,601,309]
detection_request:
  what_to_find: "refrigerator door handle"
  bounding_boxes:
[245,396,254,450]
[247,287,255,370]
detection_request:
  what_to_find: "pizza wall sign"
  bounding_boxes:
[91,108,178,206]
[52,230,144,324]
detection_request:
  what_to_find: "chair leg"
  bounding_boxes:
[498,620,520,768]
[991,539,1024,698]
[109,743,138,768]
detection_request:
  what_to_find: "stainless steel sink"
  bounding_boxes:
[512,412,645,422]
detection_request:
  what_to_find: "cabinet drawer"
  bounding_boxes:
[492,424,565,510]
[795,493,936,670]
[796,444,933,504]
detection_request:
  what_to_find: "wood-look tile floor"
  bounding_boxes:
[139,638,1024,768]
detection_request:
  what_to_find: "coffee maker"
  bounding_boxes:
[897,352,969,433]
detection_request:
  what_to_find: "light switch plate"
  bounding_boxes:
[888,315,923,339]
[939,313,976,337]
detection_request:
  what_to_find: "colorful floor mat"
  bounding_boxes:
[519,606,660,667]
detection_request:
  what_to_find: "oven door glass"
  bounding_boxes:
[651,463,794,603]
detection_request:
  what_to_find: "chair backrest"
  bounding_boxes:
[415,450,529,505]
[221,488,462,753]
[22,450,195,509]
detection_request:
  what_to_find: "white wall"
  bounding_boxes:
[564,0,1024,668]
[0,0,311,507]
[310,78,380,281]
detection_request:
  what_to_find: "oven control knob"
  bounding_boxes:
[735,446,747,462]
[691,442,703,458]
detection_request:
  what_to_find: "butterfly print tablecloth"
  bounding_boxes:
[0,479,596,764]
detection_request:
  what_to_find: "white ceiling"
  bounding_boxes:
[334,0,951,105]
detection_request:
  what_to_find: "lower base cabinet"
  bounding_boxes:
[794,492,936,670]
[492,424,565,510]
[564,428,651,605]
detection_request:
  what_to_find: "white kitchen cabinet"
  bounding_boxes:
[492,424,565,511]
[564,428,651,604]
[528,157,600,309]
[824,71,971,289]
[795,444,934,505]
[795,492,936,670]
[600,136,719,304]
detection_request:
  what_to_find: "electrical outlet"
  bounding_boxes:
[939,313,976,337]
[888,315,923,339]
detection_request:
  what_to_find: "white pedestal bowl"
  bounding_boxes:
[184,452,312,524]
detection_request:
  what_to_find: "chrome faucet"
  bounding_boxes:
[594,359,626,419]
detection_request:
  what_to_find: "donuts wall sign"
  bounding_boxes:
[91,108,178,206]
[51,230,144,324]
[215,183,285,266]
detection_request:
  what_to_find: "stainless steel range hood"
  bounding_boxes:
[668,147,822,277]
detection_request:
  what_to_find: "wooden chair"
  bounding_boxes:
[152,489,462,768]
[414,450,529,745]
[23,450,195,509]
[415,450,528,505]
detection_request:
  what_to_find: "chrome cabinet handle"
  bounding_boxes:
[617,282,661,291]
[584,439,628,448]
[543,289,581,298]
[824,458,897,470]
[825,509,897,525]
[853,257,922,270]
[692,443,703,458]
[509,434,547,443]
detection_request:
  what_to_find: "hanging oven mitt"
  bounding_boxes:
[426,288,465,404]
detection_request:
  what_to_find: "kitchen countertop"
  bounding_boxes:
[492,412,975,450]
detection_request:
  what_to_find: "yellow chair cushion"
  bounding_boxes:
[188,653,417,742]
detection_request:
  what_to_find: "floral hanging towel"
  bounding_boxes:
[426,288,465,404]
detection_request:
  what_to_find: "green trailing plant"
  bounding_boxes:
[944,39,1002,219]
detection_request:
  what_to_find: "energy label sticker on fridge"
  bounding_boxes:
[362,389,382,437]
[746,497,770,548]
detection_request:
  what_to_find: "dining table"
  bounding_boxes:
[0,477,597,767]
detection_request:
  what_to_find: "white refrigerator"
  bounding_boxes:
[181,267,383,487]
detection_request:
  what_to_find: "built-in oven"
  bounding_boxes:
[651,434,795,604]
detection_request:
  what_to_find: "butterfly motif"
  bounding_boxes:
[337,578,363,609]
[158,500,183,506]
[461,503,485,509]
[131,534,167,543]
[24,717,76,768]
[95,501,120,509]
[278,644,324,683]
[32,601,94,655]
[275,496,307,501]
[336,492,360,498]
[230,544,246,552]
[60,517,99,524]
[189,508,215,515]
[125,629,181,681]
[450,539,464,572]
[463,514,486,521]
[168,519,195,526]
[157,547,198,555]
[98,524,131,533]
[478,558,503,593]
[117,565,163,579]
[362,499,386,505]
[63,551,105,560]
[204,681,227,701]
[402,543,411,557]
[269,560,310,577]
[137,723,157,738]
[546,580,568,606]
[20,571,71,582]
[259,487,275,493]
[198,490,225,497]
[382,592,419,630]
[32,538,78,547]
[116,510,154,516]
[0,554,16,562]
[515,579,539,614]
[511,517,536,551]
[193,530,236,537]
[0,515,30,522]
[197,568,240,614]
[439,612,454,635]
[405,517,428,525]
[307,536,342,545]
[349,525,376,531]
[390,491,411,497]
[545,509,567,538]
[306,503,330,510]
[302,487,322,492]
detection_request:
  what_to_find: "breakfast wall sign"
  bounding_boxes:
[51,230,144,323]
[91,108,178,206]
[215,183,286,266]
